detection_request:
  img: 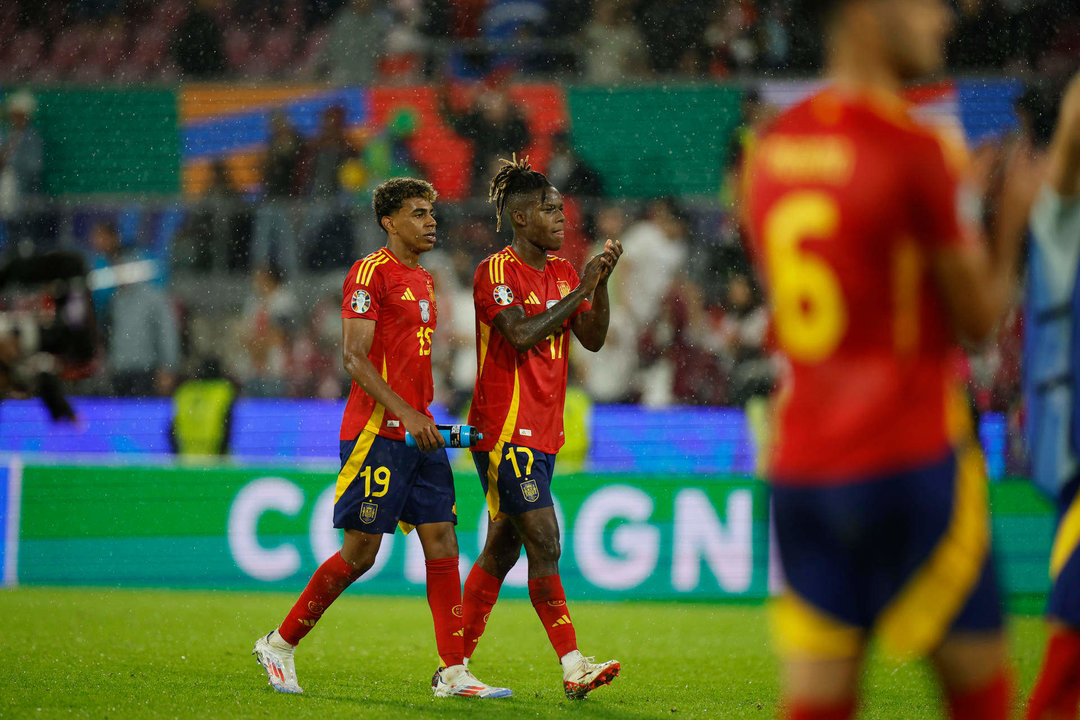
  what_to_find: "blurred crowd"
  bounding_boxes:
[1,0,1077,83]
[0,74,1026,418]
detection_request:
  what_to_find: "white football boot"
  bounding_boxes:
[561,650,620,699]
[431,664,513,698]
[252,631,303,694]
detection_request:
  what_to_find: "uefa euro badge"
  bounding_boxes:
[493,284,514,306]
[418,299,431,323]
[351,289,371,314]
[360,502,378,524]
[520,479,540,502]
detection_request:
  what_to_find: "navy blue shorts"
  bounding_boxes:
[472,442,556,521]
[334,431,456,535]
[770,447,1003,659]
[1048,475,1080,626]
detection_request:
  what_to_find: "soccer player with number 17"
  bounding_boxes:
[461,156,623,699]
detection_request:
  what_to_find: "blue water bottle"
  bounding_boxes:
[404,424,483,448]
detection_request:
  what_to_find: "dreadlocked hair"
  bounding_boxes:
[488,154,551,232]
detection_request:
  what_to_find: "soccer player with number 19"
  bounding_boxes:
[745,1,1023,718]
[461,157,622,699]
[252,178,509,699]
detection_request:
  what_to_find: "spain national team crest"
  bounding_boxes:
[419,299,431,323]
[493,284,514,306]
[520,479,539,502]
[556,280,571,298]
[351,289,371,314]
[359,502,378,524]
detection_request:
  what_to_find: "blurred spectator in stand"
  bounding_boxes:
[716,273,772,405]
[0,90,43,249]
[638,273,724,406]
[580,0,647,83]
[438,81,531,196]
[637,0,709,74]
[947,0,1010,71]
[175,159,240,272]
[546,130,604,198]
[299,104,357,270]
[614,197,688,330]
[704,2,760,76]
[311,0,390,84]
[572,212,638,405]
[252,110,302,277]
[171,0,226,78]
[240,263,299,397]
[89,219,181,396]
[382,0,428,81]
[361,107,421,187]
[301,288,348,398]
[170,356,237,456]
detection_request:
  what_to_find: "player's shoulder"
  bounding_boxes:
[351,248,395,285]
[475,246,517,284]
[859,89,969,169]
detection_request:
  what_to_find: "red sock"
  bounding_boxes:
[786,698,856,720]
[528,574,577,658]
[1026,627,1080,720]
[462,564,503,659]
[426,557,465,668]
[278,551,363,645]
[948,670,1011,720]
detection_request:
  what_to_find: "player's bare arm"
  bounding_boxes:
[572,239,623,351]
[931,157,1026,347]
[491,250,613,353]
[1047,71,1080,197]
[341,316,443,452]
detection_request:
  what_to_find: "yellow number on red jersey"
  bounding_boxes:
[764,191,846,363]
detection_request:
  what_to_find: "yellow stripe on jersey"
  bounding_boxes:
[484,367,521,521]
[362,256,390,286]
[485,441,505,521]
[875,442,990,658]
[355,251,382,283]
[477,322,492,375]
[1051,489,1080,580]
[892,238,922,356]
[334,429,378,503]
[336,357,390,502]
[770,589,863,659]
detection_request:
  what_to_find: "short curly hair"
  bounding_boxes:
[372,177,437,232]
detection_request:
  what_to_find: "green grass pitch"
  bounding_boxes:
[0,587,1048,719]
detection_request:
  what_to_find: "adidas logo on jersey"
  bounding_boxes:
[525,292,542,305]
[401,288,417,301]
[550,614,572,628]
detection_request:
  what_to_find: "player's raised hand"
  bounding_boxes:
[598,239,623,283]
[579,251,614,294]
[402,408,444,452]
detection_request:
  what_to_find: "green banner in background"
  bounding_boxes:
[567,85,744,198]
[33,88,180,195]
[15,463,1055,607]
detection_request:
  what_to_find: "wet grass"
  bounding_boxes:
[0,587,1047,719]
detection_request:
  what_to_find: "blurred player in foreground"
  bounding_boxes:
[252,178,510,699]
[1019,71,1080,720]
[461,156,622,698]
[745,1,1023,718]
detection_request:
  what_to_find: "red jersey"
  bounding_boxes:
[745,87,973,484]
[339,247,438,442]
[469,247,590,454]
